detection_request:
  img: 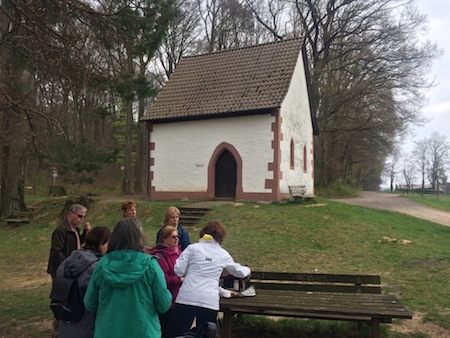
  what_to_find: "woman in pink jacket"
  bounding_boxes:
[150,225,182,338]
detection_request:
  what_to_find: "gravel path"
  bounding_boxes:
[333,191,450,227]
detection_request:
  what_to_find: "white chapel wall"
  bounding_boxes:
[279,51,314,194]
[151,114,275,192]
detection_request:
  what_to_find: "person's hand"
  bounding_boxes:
[230,291,238,297]
[84,222,91,232]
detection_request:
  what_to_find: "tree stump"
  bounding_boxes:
[49,186,67,196]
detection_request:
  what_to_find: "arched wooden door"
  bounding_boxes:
[215,149,237,199]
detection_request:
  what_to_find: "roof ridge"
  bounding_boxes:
[183,37,304,59]
[142,36,306,121]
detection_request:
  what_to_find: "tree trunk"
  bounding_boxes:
[122,99,133,194]
[134,59,147,194]
[121,47,135,195]
[0,145,22,217]
[134,97,146,194]
[16,156,27,211]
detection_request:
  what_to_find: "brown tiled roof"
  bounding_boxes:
[141,38,304,121]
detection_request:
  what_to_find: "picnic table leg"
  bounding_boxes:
[371,318,381,338]
[222,308,232,338]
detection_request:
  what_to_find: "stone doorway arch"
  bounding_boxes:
[208,143,243,200]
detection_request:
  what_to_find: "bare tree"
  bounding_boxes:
[245,0,291,40]
[412,138,428,195]
[0,0,174,214]
[0,0,83,215]
[402,158,416,194]
[244,0,441,189]
[384,147,401,192]
[197,0,261,53]
[426,132,449,192]
[96,0,175,194]
[155,0,202,81]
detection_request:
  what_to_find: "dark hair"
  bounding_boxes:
[108,218,145,252]
[121,200,136,214]
[199,221,226,244]
[83,226,111,252]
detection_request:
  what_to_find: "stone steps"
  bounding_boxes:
[179,207,211,227]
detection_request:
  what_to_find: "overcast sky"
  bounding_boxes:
[403,0,450,153]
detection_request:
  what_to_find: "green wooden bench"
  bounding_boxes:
[220,271,412,338]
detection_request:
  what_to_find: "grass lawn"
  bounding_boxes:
[403,193,450,212]
[0,194,449,337]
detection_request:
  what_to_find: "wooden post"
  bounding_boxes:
[222,308,232,338]
[371,318,381,338]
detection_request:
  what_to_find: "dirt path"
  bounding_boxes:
[334,191,450,337]
[333,191,450,227]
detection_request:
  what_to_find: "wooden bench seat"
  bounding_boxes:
[5,218,30,226]
[220,271,412,338]
[4,209,34,227]
[250,271,381,294]
[288,185,314,202]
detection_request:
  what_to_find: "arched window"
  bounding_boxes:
[303,145,307,172]
[290,138,295,169]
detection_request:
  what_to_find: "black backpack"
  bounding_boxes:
[49,266,88,322]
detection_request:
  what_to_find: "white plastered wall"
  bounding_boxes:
[279,50,314,194]
[151,114,275,192]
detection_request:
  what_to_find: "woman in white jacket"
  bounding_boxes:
[171,220,251,336]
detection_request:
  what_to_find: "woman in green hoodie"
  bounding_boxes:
[84,218,172,338]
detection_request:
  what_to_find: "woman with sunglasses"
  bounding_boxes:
[150,225,182,338]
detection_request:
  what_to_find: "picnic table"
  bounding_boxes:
[220,271,412,338]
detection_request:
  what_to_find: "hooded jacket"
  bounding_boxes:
[150,244,181,308]
[84,250,172,338]
[57,249,101,338]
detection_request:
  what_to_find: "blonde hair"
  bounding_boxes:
[164,206,180,225]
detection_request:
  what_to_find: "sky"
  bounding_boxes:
[402,0,450,153]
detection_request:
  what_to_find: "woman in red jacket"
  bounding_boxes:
[150,225,182,338]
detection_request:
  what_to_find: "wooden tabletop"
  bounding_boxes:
[220,289,412,320]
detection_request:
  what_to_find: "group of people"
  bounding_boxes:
[47,201,251,338]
